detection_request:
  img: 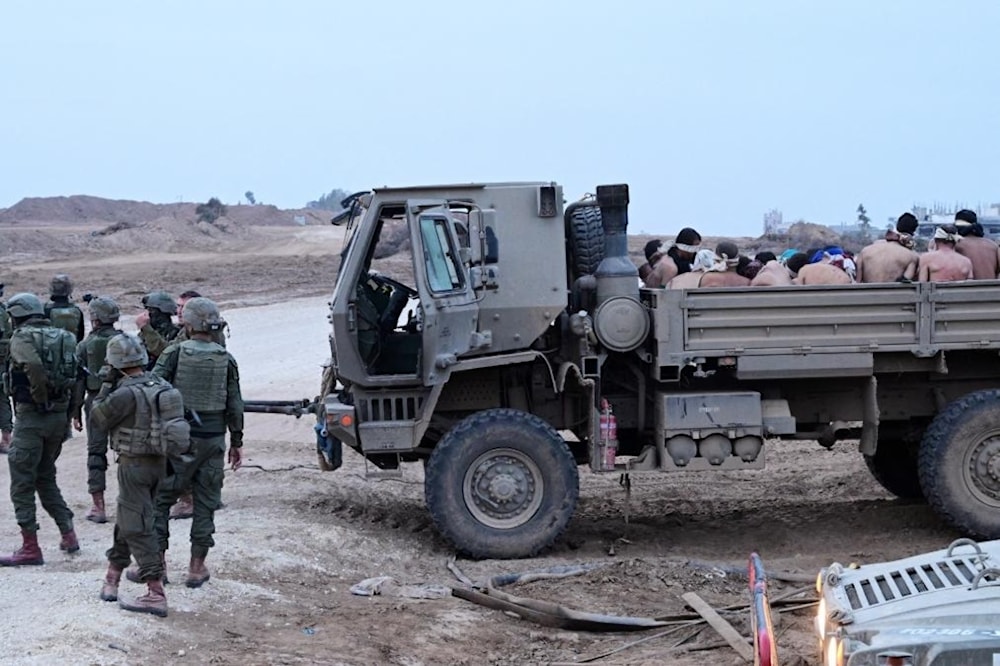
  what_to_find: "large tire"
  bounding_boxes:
[863,438,924,500]
[424,408,579,559]
[568,205,604,278]
[919,390,1000,538]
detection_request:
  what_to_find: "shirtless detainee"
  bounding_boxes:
[953,210,1000,279]
[644,227,702,288]
[918,225,974,282]
[697,241,751,287]
[855,212,920,283]
[750,260,794,286]
[794,253,853,285]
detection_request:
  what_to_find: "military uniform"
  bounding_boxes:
[90,373,174,581]
[0,300,12,452]
[138,319,180,363]
[44,297,85,343]
[152,338,243,566]
[1,293,81,565]
[76,325,117,487]
[146,298,242,587]
[91,333,189,617]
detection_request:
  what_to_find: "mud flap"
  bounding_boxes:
[314,422,342,471]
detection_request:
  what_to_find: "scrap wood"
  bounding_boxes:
[451,585,667,632]
[446,555,474,587]
[489,562,608,588]
[681,592,754,662]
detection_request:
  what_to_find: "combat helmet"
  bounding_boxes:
[105,333,149,370]
[141,291,177,315]
[88,296,120,324]
[6,292,45,319]
[50,274,73,297]
[181,297,225,332]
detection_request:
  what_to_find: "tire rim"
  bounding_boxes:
[965,433,1000,508]
[463,447,543,530]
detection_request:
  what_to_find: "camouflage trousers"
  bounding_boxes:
[7,408,74,534]
[106,455,166,581]
[154,435,225,558]
[83,393,110,493]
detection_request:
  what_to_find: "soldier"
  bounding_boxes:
[855,213,920,283]
[168,290,227,521]
[953,210,1000,279]
[133,297,243,588]
[44,274,85,343]
[0,293,80,566]
[72,296,121,523]
[90,334,190,617]
[0,285,12,454]
[919,225,974,282]
[135,291,180,367]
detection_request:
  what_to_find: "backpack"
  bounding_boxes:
[83,329,116,392]
[115,379,190,457]
[16,326,77,400]
[47,304,83,338]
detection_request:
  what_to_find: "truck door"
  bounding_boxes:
[409,203,481,386]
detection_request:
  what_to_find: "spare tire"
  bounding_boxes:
[568,205,604,278]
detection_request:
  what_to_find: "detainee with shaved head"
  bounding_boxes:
[855,212,920,283]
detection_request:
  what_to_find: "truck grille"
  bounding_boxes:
[357,393,424,422]
[844,556,984,611]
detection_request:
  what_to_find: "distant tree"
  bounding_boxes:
[245,190,256,205]
[856,203,872,244]
[307,188,352,211]
[196,197,227,224]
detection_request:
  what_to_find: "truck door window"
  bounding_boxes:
[420,216,464,293]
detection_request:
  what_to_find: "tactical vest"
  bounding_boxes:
[111,376,190,457]
[8,325,77,404]
[171,340,229,412]
[83,328,117,391]
[47,304,83,338]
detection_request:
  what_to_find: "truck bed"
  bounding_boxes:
[648,281,1000,377]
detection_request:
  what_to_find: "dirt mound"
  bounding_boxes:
[0,195,331,229]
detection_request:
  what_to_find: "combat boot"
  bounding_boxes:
[86,492,108,524]
[186,555,211,588]
[100,563,123,602]
[169,492,194,520]
[119,579,167,618]
[126,552,169,585]
[59,529,80,553]
[0,529,44,566]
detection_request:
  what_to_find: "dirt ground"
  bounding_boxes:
[0,201,962,665]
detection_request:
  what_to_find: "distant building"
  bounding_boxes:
[763,209,788,235]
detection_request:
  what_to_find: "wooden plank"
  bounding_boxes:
[681,592,753,662]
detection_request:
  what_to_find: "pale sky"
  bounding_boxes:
[3,1,999,236]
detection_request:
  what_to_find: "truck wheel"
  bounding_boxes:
[919,390,1000,538]
[863,438,924,500]
[568,206,604,278]
[424,408,579,559]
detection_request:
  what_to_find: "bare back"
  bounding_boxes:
[794,263,852,285]
[918,246,974,282]
[698,270,751,288]
[954,237,1000,279]
[750,261,793,287]
[856,240,919,283]
[666,271,704,290]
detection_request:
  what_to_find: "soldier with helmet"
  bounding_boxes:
[72,296,121,523]
[0,293,81,566]
[0,283,12,454]
[140,297,243,588]
[135,291,180,366]
[44,274,85,343]
[90,333,190,617]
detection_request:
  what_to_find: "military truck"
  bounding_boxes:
[317,181,1000,559]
